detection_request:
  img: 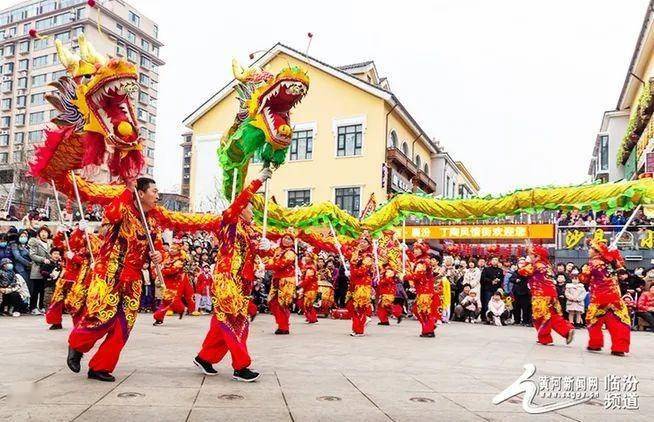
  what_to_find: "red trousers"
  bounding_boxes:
[177,279,196,312]
[68,308,130,373]
[269,299,290,331]
[153,297,186,323]
[377,304,392,323]
[45,300,65,326]
[392,304,403,318]
[587,311,631,353]
[533,312,573,345]
[416,311,436,335]
[198,315,251,370]
[304,303,317,323]
[45,280,74,325]
[351,306,371,334]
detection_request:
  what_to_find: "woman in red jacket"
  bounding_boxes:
[637,284,654,330]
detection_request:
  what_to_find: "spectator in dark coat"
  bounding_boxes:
[510,259,532,325]
[480,257,504,321]
[9,229,31,292]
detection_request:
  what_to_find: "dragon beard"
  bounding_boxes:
[81,131,144,182]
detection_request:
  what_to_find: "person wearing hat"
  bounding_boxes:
[580,240,631,356]
[0,257,29,316]
[405,241,439,337]
[152,243,195,325]
[263,229,298,335]
[376,263,398,325]
[297,256,319,324]
[519,245,574,346]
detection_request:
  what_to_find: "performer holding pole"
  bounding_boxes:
[66,177,165,382]
[69,171,95,265]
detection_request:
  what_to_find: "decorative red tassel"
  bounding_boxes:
[28,29,38,38]
[87,0,97,7]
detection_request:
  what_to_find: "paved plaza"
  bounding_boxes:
[1,313,652,421]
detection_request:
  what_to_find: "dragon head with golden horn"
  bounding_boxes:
[30,33,143,183]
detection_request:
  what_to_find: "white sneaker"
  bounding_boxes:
[30,309,40,315]
[365,317,371,326]
[494,319,502,327]
[350,332,364,337]
[12,312,20,317]
[39,308,46,314]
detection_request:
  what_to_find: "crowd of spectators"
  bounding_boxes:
[556,209,653,228]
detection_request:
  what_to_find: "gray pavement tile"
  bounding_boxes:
[188,406,292,422]
[95,385,199,407]
[75,405,191,422]
[0,403,87,422]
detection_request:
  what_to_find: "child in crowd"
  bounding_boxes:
[194,264,213,314]
[565,273,586,328]
[555,274,568,316]
[486,292,509,326]
[460,290,481,323]
[440,272,451,323]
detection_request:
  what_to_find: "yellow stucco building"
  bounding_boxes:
[183,43,473,215]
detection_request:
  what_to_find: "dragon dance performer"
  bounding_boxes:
[345,231,375,337]
[518,245,574,346]
[376,263,397,325]
[405,241,439,337]
[153,243,195,325]
[316,257,336,317]
[264,230,298,335]
[193,168,272,382]
[45,227,86,329]
[64,231,101,328]
[580,240,631,356]
[298,256,319,324]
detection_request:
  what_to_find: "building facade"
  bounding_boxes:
[455,161,480,198]
[184,43,477,214]
[0,0,163,210]
[590,0,654,182]
[180,131,191,197]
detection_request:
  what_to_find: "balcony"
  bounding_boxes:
[386,147,437,194]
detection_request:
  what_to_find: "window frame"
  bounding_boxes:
[334,186,362,217]
[286,189,312,208]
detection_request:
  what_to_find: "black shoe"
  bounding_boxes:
[566,329,575,345]
[420,332,435,338]
[233,368,261,382]
[193,356,218,376]
[397,315,403,324]
[611,351,626,357]
[377,321,390,326]
[153,320,163,326]
[67,347,83,373]
[49,323,63,330]
[274,329,289,335]
[87,370,115,382]
[587,346,602,352]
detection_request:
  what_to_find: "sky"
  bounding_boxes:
[1,0,649,195]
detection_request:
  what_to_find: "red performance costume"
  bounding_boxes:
[153,245,195,324]
[518,246,574,346]
[405,242,439,337]
[264,231,297,334]
[345,232,375,336]
[65,181,219,379]
[64,233,101,327]
[376,265,397,325]
[298,260,319,324]
[580,241,631,355]
[45,228,85,328]
[195,178,263,378]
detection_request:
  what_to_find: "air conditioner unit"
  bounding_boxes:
[0,130,8,135]
[1,76,10,82]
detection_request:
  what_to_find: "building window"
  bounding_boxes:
[54,31,70,43]
[149,113,156,125]
[3,44,14,57]
[18,40,29,53]
[23,23,31,35]
[146,166,154,176]
[128,11,140,26]
[141,39,150,51]
[127,30,136,44]
[0,117,10,128]
[34,37,53,50]
[16,95,26,107]
[12,150,22,162]
[0,153,8,164]
[32,55,49,68]
[290,129,313,161]
[599,135,609,172]
[445,175,450,197]
[336,124,362,157]
[31,93,46,105]
[401,141,408,156]
[423,163,429,174]
[139,91,149,104]
[139,73,150,86]
[415,154,421,168]
[137,108,148,122]
[52,69,66,80]
[28,130,43,142]
[116,23,123,37]
[388,130,397,148]
[3,62,13,74]
[0,134,8,146]
[17,78,27,89]
[15,113,25,126]
[287,189,311,207]
[14,132,24,145]
[153,24,158,38]
[146,147,155,158]
[141,55,151,69]
[1,81,12,93]
[127,48,138,63]
[72,27,83,38]
[1,98,11,111]
[31,74,48,87]
[18,59,28,70]
[335,187,361,217]
[29,111,45,125]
